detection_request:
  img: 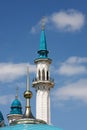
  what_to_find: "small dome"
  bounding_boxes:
[0,124,62,130]
[0,111,4,122]
[10,99,22,114]
[11,99,22,107]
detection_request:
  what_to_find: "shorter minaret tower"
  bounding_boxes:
[32,19,54,124]
[7,87,23,124]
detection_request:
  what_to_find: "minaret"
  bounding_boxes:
[32,19,54,124]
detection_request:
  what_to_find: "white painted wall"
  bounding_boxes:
[36,89,50,124]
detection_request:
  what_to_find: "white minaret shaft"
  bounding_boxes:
[32,22,54,124]
[36,88,51,123]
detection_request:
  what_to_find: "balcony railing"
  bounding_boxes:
[32,77,54,83]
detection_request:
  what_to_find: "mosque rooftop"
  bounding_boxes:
[0,124,62,130]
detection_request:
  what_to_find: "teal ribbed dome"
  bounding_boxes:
[0,124,62,130]
[10,99,22,114]
[0,111,4,122]
[11,99,21,107]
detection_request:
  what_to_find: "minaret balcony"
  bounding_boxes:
[32,77,54,88]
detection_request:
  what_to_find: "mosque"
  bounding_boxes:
[0,21,62,130]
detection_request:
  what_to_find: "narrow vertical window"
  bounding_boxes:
[42,69,45,80]
[38,70,41,80]
[47,71,49,80]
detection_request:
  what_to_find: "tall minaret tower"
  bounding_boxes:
[32,19,54,124]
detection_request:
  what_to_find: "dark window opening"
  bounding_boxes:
[42,69,45,80]
[47,71,49,80]
[38,70,41,80]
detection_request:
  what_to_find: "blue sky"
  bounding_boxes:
[0,0,87,130]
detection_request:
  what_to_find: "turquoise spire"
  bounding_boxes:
[40,29,47,50]
[38,19,49,58]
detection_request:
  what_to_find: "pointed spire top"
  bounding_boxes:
[40,17,47,51]
[15,87,18,99]
[41,17,45,30]
[37,17,49,58]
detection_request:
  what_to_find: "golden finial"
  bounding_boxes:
[15,86,18,99]
[23,66,34,118]
[41,17,45,30]
[24,66,32,99]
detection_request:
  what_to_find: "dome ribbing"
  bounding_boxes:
[10,99,22,114]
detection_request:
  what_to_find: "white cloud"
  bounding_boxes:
[51,9,85,31]
[65,56,87,64]
[53,79,87,104]
[31,27,36,34]
[52,57,87,107]
[30,9,85,33]
[0,94,14,105]
[30,17,48,34]
[57,56,87,76]
[0,63,36,82]
[58,64,86,76]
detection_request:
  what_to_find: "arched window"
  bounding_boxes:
[47,71,49,80]
[42,69,45,80]
[38,70,41,80]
